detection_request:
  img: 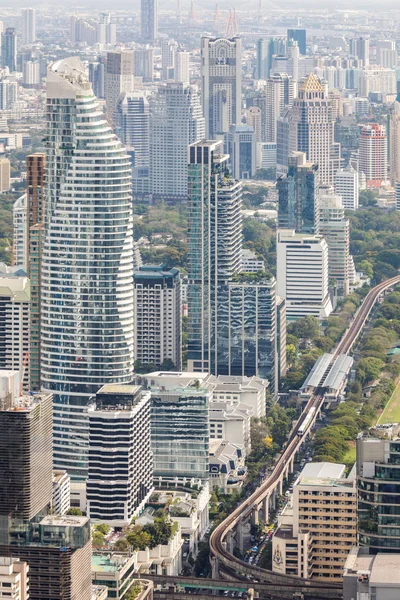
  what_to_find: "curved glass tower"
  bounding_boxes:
[42,58,134,480]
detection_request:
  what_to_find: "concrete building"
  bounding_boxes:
[201,37,241,138]
[287,29,306,55]
[265,73,294,144]
[276,229,333,321]
[149,83,205,200]
[92,554,155,600]
[319,194,350,297]
[209,400,252,456]
[0,558,28,600]
[389,94,400,187]
[0,159,10,192]
[358,68,396,98]
[87,385,154,527]
[105,51,134,122]
[272,462,356,581]
[240,248,265,273]
[344,547,400,600]
[277,152,320,235]
[257,37,274,79]
[0,79,17,110]
[134,47,154,81]
[175,50,190,85]
[350,37,370,66]
[0,270,30,387]
[22,60,40,88]
[13,194,27,270]
[134,265,181,371]
[226,125,256,180]
[209,440,245,494]
[335,164,359,210]
[141,0,157,43]
[359,123,388,188]
[52,470,70,516]
[116,92,150,168]
[139,372,211,486]
[21,8,36,44]
[2,28,17,72]
[206,374,269,419]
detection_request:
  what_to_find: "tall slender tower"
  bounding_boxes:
[2,28,17,72]
[42,58,134,481]
[201,37,242,138]
[389,94,400,187]
[105,50,134,123]
[22,8,36,44]
[141,0,158,43]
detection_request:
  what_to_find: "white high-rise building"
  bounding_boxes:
[0,79,18,110]
[358,68,396,97]
[376,40,397,68]
[105,50,134,122]
[389,94,400,187]
[13,193,27,270]
[42,58,134,481]
[149,82,205,199]
[265,73,294,143]
[21,8,36,44]
[22,60,40,87]
[161,38,178,79]
[175,50,190,85]
[87,384,154,526]
[335,164,359,210]
[319,194,350,298]
[201,36,241,138]
[359,123,388,188]
[116,91,150,168]
[276,229,333,321]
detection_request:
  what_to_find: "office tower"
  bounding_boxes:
[22,61,40,87]
[225,276,278,395]
[276,296,287,381]
[0,79,17,110]
[141,0,157,43]
[334,116,360,164]
[335,164,359,210]
[149,83,205,200]
[105,51,134,122]
[246,106,262,143]
[276,109,291,176]
[290,73,337,185]
[133,264,181,371]
[52,471,70,516]
[161,39,178,79]
[0,558,28,600]
[175,50,190,84]
[87,384,153,526]
[0,159,10,192]
[201,36,241,138]
[26,153,45,236]
[140,372,211,484]
[359,123,388,188]
[13,194,27,269]
[265,73,294,143]
[134,47,154,81]
[187,140,242,373]
[287,29,306,55]
[257,37,274,79]
[21,8,36,44]
[277,152,320,235]
[273,462,356,580]
[287,40,299,84]
[350,37,369,67]
[276,230,333,321]
[42,58,134,481]
[389,94,400,187]
[116,92,150,168]
[319,194,350,298]
[356,424,400,553]
[226,124,256,179]
[96,13,116,46]
[70,16,96,46]
[2,29,17,72]
[397,182,400,210]
[0,270,30,385]
[359,68,397,98]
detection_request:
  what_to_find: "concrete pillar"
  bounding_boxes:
[252,505,259,526]
[263,495,269,523]
[279,477,283,496]
[290,456,295,472]
[226,531,234,554]
[247,588,254,600]
[211,556,219,579]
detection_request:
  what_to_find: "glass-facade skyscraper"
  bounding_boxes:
[41,57,134,481]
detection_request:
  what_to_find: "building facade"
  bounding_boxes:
[0,558,28,600]
[141,0,157,43]
[226,124,256,180]
[105,51,134,122]
[334,164,359,210]
[42,58,134,481]
[2,29,17,72]
[116,92,150,168]
[319,194,350,297]
[21,8,36,44]
[359,123,388,188]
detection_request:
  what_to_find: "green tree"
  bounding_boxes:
[66,507,83,516]
[356,357,384,384]
[95,523,111,535]
[126,528,152,551]
[92,531,105,547]
[289,316,320,339]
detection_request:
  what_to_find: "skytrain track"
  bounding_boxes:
[210,274,400,594]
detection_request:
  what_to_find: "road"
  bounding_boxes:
[209,274,400,594]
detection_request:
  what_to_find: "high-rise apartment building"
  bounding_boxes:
[175,50,190,85]
[359,123,388,188]
[350,37,370,67]
[133,264,181,371]
[0,79,17,110]
[0,159,10,193]
[397,182,400,210]
[89,58,106,99]
[105,51,134,122]
[2,29,17,72]
[22,61,40,88]
[149,82,205,200]
[287,29,306,55]
[201,37,241,138]
[21,8,36,44]
[0,270,30,386]
[140,372,211,485]
[276,229,333,321]
[87,384,153,526]
[141,0,157,43]
[246,106,262,143]
[96,12,116,46]
[187,140,242,373]
[0,558,28,600]
[277,152,320,235]
[358,68,396,98]
[290,73,337,185]
[226,124,257,180]
[256,37,274,79]
[389,94,400,187]
[134,47,154,81]
[161,38,178,80]
[334,164,359,210]
[319,194,350,298]
[42,57,134,481]
[265,73,294,143]
[273,462,356,580]
[376,40,397,68]
[116,92,150,168]
[13,194,27,270]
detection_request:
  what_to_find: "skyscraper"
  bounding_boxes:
[287,29,306,55]
[21,8,36,45]
[319,194,350,298]
[350,37,370,67]
[116,92,150,168]
[201,37,241,138]
[141,0,157,43]
[149,82,205,200]
[187,140,242,373]
[42,58,134,481]
[277,152,320,235]
[2,28,17,72]
[105,51,134,122]
[266,73,294,143]
[226,124,257,180]
[290,73,337,185]
[256,38,274,79]
[335,164,359,210]
[389,94,400,187]
[359,123,388,188]
[134,47,154,81]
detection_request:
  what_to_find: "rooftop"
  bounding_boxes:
[300,72,324,93]
[40,515,89,527]
[370,554,400,586]
[96,384,142,396]
[299,462,346,480]
[92,553,131,573]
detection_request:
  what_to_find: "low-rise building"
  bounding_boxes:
[240,249,265,273]
[207,374,269,419]
[343,547,400,600]
[272,462,357,581]
[209,440,245,494]
[209,400,253,456]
